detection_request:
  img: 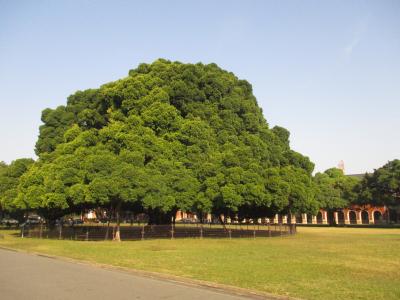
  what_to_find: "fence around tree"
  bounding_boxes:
[21,223,296,241]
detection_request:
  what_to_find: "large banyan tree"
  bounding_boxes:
[16,59,318,231]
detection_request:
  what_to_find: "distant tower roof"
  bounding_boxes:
[338,160,345,174]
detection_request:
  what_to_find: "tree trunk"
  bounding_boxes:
[288,211,296,234]
[113,204,121,242]
[105,207,112,240]
[105,220,110,240]
[148,209,155,225]
[198,212,204,224]
[218,214,227,231]
[169,208,178,225]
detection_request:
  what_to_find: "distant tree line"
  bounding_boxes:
[0,60,398,239]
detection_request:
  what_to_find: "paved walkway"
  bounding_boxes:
[0,249,255,300]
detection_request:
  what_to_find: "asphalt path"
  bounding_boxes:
[0,248,258,300]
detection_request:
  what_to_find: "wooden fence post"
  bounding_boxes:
[171,224,174,240]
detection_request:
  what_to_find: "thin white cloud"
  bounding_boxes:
[344,37,361,56]
[343,14,370,57]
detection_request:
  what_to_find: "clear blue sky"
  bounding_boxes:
[1,0,399,174]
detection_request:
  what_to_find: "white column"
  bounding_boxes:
[291,215,297,224]
[302,213,308,224]
[312,215,317,224]
[322,211,328,224]
[356,211,362,224]
[273,214,279,224]
[334,212,339,224]
[344,210,350,224]
[370,211,375,224]
[282,215,288,224]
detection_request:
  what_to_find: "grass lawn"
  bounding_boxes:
[1,227,399,300]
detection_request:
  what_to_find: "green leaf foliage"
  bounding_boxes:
[0,158,34,218]
[18,59,317,222]
[356,159,400,207]
[313,168,359,209]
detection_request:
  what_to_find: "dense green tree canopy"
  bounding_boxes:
[14,59,317,225]
[357,159,400,207]
[313,168,359,210]
[0,159,34,218]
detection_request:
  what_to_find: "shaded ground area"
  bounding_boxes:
[0,249,254,300]
[21,223,293,240]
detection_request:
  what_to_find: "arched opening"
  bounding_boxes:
[296,215,302,224]
[278,215,283,224]
[361,211,369,224]
[337,211,345,224]
[349,211,357,224]
[374,211,382,224]
[327,211,335,225]
[317,212,323,224]
[307,213,313,224]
